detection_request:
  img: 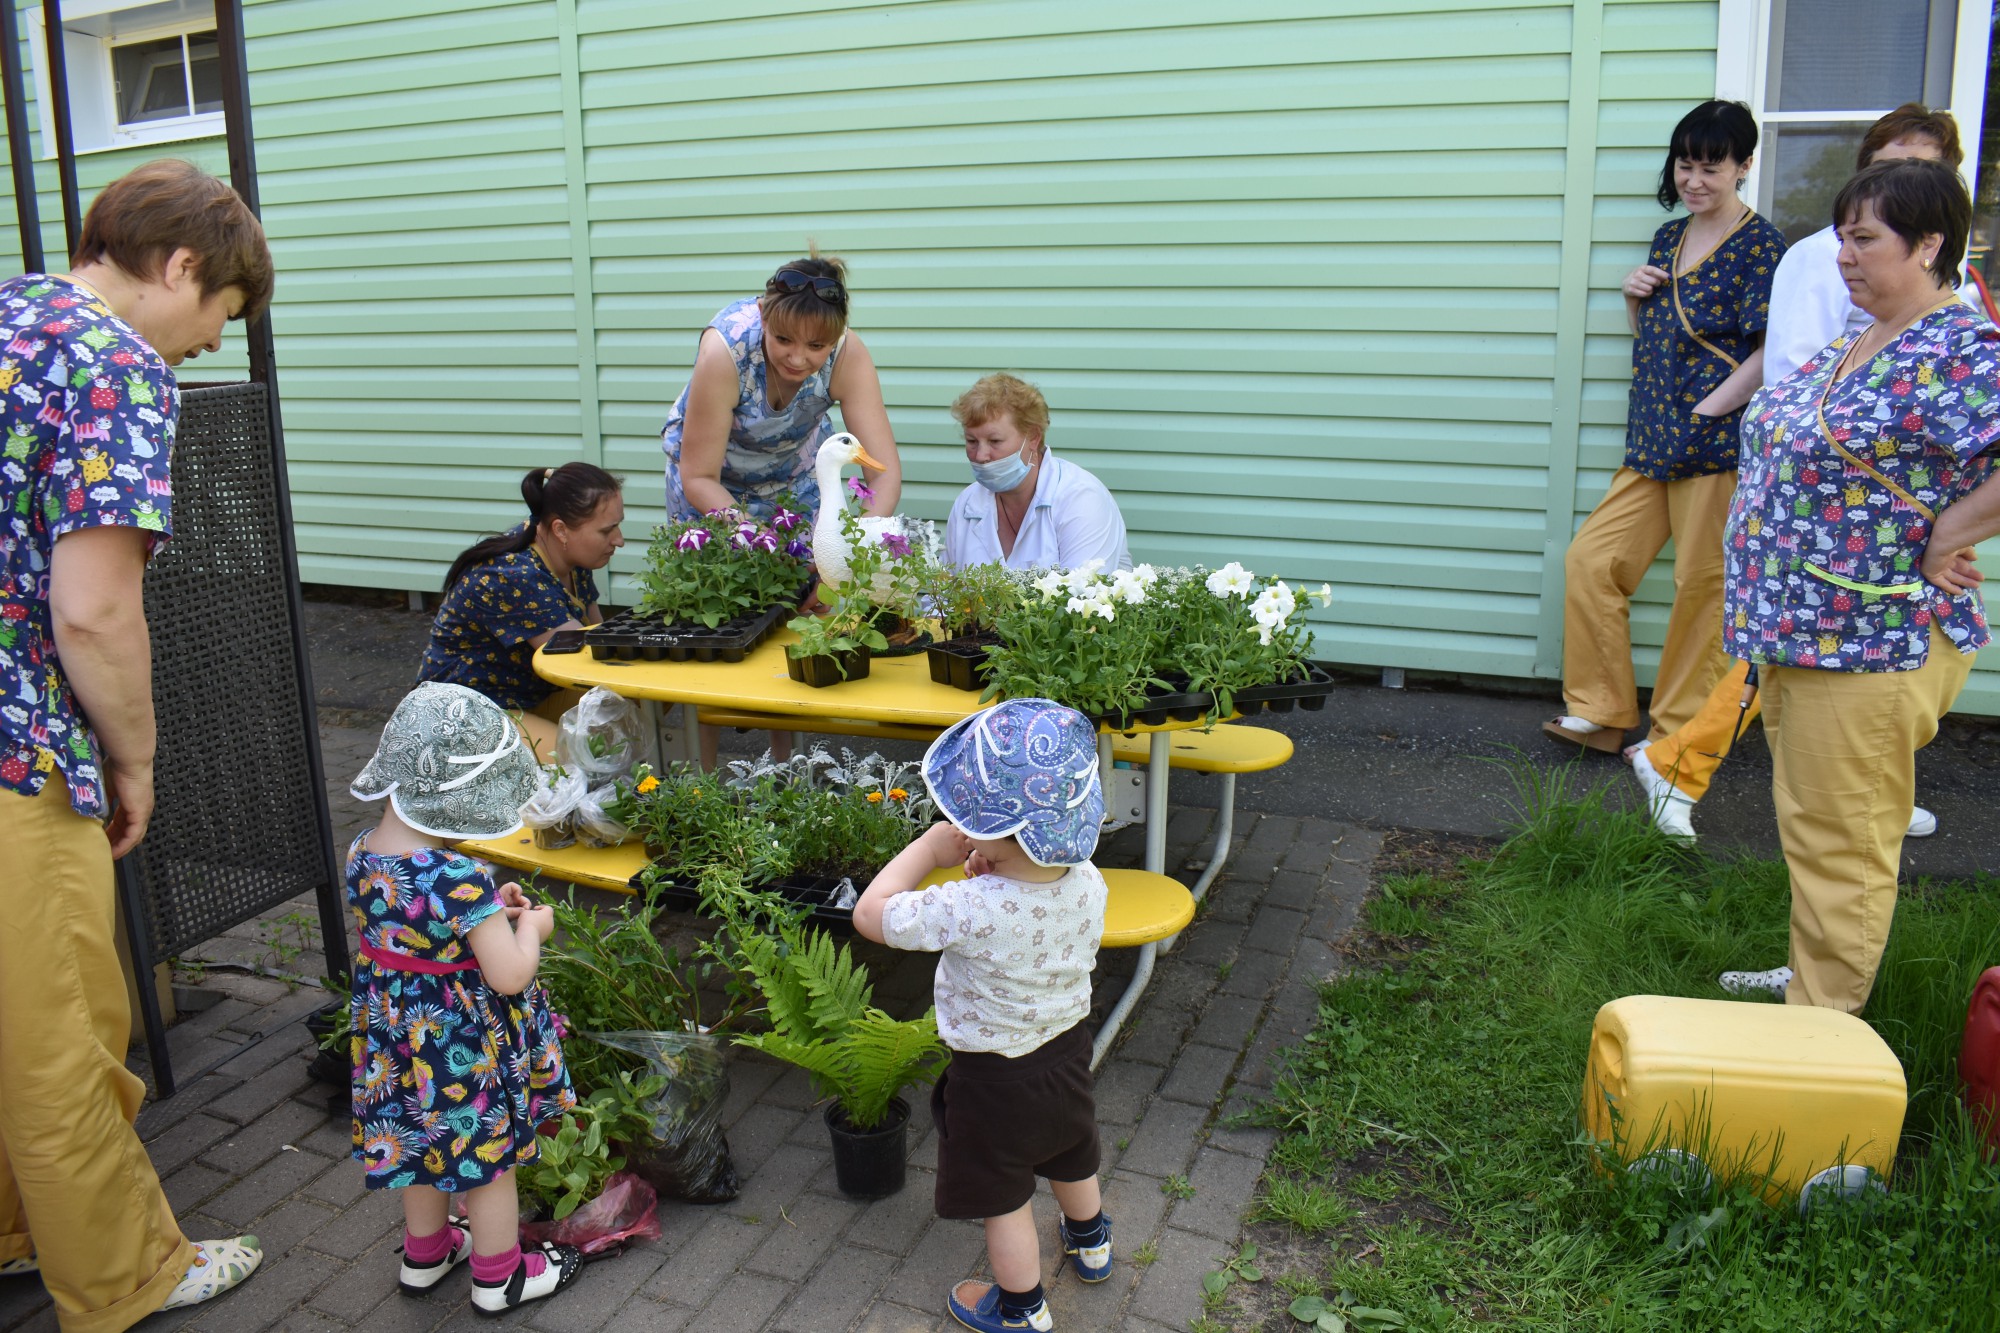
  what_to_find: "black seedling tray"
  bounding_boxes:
[925,635,998,691]
[585,600,791,663]
[1228,663,1338,716]
[1093,677,1216,730]
[633,871,859,934]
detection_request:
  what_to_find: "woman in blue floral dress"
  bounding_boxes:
[1549,101,1786,753]
[1714,159,2000,1012]
[345,682,585,1313]
[660,252,902,523]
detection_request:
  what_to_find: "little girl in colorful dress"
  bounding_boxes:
[345,682,585,1314]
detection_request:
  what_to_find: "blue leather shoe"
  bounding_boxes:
[947,1281,1053,1332]
[1059,1214,1113,1282]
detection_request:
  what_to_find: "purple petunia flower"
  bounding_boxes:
[785,538,810,558]
[676,527,710,552]
[879,532,911,557]
[846,477,874,502]
[750,530,779,553]
[772,506,801,532]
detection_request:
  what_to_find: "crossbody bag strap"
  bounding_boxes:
[1670,208,1754,372]
[1813,296,1961,522]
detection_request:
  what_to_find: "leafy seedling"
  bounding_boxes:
[1162,1174,1197,1200]
[1201,1242,1263,1297]
[1289,1291,1407,1332]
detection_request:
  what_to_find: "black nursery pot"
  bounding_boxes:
[787,647,871,688]
[825,1097,910,1200]
[301,1005,350,1086]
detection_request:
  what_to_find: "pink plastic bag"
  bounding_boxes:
[519,1171,661,1258]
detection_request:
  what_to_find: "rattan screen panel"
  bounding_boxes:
[124,382,326,960]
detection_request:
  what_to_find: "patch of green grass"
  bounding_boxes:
[1258,1176,1357,1233]
[1263,762,2000,1331]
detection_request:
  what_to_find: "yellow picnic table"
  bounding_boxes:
[526,630,1214,1067]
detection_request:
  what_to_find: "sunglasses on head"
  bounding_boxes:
[770,268,847,305]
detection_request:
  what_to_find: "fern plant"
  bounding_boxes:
[727,913,947,1131]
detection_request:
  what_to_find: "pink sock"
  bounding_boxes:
[404,1224,458,1264]
[470,1244,546,1282]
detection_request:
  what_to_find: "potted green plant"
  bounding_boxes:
[628,504,810,633]
[727,912,947,1199]
[980,562,1168,725]
[1169,564,1334,717]
[923,561,1019,688]
[302,972,353,1086]
[787,507,891,685]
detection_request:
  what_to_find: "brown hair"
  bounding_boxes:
[1834,158,1971,288]
[758,249,848,344]
[951,373,1050,444]
[1857,104,1964,171]
[71,159,273,319]
[443,463,624,591]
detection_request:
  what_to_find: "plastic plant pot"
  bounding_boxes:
[786,648,872,688]
[825,1097,910,1200]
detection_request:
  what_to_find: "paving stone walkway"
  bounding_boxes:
[0,704,1379,1333]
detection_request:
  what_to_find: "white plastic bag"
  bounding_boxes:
[574,782,632,848]
[519,768,588,849]
[557,687,644,784]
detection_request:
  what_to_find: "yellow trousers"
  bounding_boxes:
[0,780,196,1333]
[1562,467,1736,738]
[1764,625,1973,1013]
[1641,658,1761,802]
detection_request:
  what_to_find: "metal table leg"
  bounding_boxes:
[1090,730,1178,1071]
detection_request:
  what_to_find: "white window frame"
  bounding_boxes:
[1716,0,1992,207]
[25,0,223,158]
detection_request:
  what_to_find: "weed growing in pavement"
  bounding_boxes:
[1133,1240,1159,1266]
[1162,1174,1197,1200]
[1253,761,2000,1331]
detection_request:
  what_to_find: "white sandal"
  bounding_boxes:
[160,1236,263,1311]
[1718,966,1793,1000]
[470,1242,583,1315]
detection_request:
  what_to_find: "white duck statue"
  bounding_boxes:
[810,433,922,600]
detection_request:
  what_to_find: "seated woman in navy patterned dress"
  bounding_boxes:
[417,463,624,760]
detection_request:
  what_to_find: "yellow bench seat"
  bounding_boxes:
[453,834,1194,949]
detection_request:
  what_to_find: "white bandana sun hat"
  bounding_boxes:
[351,683,544,840]
[921,698,1104,867]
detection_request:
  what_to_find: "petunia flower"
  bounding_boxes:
[847,477,874,502]
[750,530,780,553]
[1110,569,1149,605]
[1032,570,1067,598]
[1206,562,1255,598]
[785,538,810,558]
[879,532,911,558]
[772,506,801,532]
[676,527,711,552]
[1311,583,1333,607]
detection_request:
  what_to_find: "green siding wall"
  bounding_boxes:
[3,0,1995,713]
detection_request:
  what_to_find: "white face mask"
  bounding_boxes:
[970,448,1035,493]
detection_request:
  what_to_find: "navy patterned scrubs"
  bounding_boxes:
[417,527,596,711]
[1627,211,1787,480]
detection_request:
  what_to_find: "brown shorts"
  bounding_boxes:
[931,1023,1101,1220]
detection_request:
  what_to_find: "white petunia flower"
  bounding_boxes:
[1206,562,1255,598]
[1311,582,1333,607]
[1033,570,1067,598]
[1110,569,1149,605]
[1132,563,1161,586]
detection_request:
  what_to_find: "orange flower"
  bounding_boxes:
[865,791,883,803]
[636,774,660,795]
[888,788,908,801]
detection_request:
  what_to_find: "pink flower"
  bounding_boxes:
[879,532,911,558]
[846,477,874,502]
[675,527,710,552]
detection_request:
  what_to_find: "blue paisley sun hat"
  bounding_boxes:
[921,698,1104,867]
[351,682,544,840]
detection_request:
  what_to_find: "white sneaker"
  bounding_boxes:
[159,1236,262,1311]
[1907,806,1938,838]
[1632,749,1696,844]
[469,1242,583,1315]
[1718,966,1793,999]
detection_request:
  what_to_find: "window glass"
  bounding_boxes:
[111,34,189,125]
[1765,123,1870,242]
[1773,0,1944,111]
[187,30,222,114]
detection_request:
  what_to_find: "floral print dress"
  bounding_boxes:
[659,297,844,522]
[1724,302,2000,671]
[346,835,575,1191]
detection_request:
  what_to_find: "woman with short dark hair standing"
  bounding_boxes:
[1547,101,1787,753]
[1716,158,2000,1009]
[418,462,624,758]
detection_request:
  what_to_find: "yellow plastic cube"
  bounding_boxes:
[1580,995,1906,1207]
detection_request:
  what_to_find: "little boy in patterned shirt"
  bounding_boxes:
[855,699,1113,1333]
